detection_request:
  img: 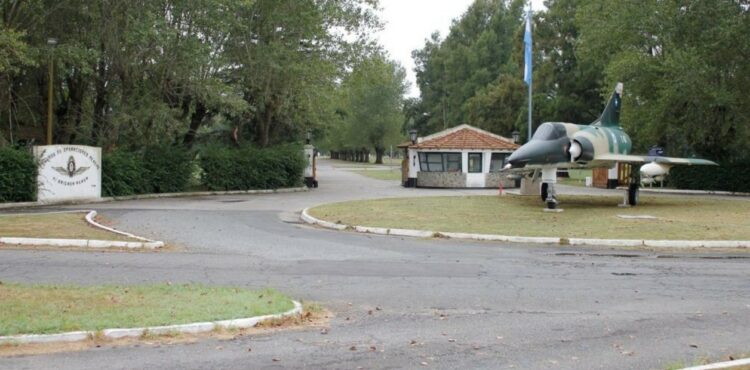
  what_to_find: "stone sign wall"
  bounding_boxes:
[33,145,102,203]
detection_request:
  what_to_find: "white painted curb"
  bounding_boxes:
[0,187,309,210]
[84,210,164,248]
[300,208,347,231]
[300,209,750,249]
[0,210,164,249]
[0,300,302,345]
[636,188,750,197]
[681,357,750,370]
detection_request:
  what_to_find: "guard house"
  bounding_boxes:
[400,124,520,188]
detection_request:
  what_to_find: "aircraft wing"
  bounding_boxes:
[596,154,718,166]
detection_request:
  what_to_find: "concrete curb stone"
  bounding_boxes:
[0,301,302,345]
[0,187,309,210]
[681,357,750,370]
[0,210,165,249]
[300,208,750,249]
[636,188,750,197]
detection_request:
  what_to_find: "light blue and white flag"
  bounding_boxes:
[523,9,533,86]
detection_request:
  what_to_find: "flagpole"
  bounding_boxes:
[526,6,533,142]
[528,63,532,142]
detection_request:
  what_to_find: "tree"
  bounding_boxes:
[0,0,382,150]
[342,54,405,163]
[412,0,525,136]
[577,0,750,162]
[226,0,381,147]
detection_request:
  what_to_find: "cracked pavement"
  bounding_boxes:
[1,160,749,369]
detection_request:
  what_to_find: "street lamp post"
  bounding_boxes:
[46,37,57,145]
[511,130,520,144]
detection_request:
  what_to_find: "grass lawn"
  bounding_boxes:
[352,170,402,181]
[309,195,750,240]
[0,213,137,241]
[329,157,401,168]
[558,178,587,187]
[558,169,592,187]
[0,284,294,336]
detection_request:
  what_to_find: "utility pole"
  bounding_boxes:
[46,38,57,145]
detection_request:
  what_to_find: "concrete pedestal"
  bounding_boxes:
[519,177,541,196]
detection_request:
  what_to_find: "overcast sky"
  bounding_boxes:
[375,0,546,98]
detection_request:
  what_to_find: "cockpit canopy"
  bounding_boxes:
[532,122,567,141]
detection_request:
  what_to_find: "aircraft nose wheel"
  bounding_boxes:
[541,182,562,212]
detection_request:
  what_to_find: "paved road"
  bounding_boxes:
[1,160,749,370]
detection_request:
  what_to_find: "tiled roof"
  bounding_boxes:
[408,125,519,151]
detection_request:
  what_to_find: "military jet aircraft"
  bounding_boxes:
[503,83,717,208]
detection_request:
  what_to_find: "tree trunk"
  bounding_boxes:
[62,72,86,144]
[375,147,384,164]
[92,51,108,145]
[182,101,206,146]
[257,107,273,148]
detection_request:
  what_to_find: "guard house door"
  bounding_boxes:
[466,152,485,188]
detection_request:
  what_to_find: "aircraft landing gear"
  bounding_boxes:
[624,166,640,206]
[627,183,639,206]
[540,168,561,211]
[542,182,559,210]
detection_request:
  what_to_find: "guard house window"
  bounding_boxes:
[418,152,462,172]
[468,153,483,173]
[445,153,461,172]
[489,153,508,172]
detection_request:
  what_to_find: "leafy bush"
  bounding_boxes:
[199,145,305,191]
[102,146,192,196]
[0,147,36,202]
[670,163,750,193]
[102,150,148,197]
[141,145,193,193]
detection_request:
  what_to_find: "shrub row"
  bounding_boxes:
[199,145,305,191]
[2,143,305,202]
[0,147,37,202]
[670,162,750,193]
[102,146,194,197]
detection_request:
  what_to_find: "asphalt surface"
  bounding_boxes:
[1,159,749,370]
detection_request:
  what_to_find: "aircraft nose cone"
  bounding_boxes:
[507,145,531,168]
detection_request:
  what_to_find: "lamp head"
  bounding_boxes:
[511,130,520,144]
[409,129,418,144]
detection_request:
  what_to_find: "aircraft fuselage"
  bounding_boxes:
[507,122,633,170]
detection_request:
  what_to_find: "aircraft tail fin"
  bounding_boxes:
[591,82,623,127]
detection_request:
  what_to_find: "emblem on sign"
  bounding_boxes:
[53,156,90,178]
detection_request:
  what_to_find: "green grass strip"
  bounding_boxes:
[352,170,402,181]
[309,195,750,241]
[0,213,137,242]
[0,284,294,336]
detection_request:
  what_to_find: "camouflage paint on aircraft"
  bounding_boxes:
[506,83,716,171]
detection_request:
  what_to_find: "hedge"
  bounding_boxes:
[102,150,148,197]
[199,145,305,191]
[0,147,37,202]
[670,163,750,193]
[141,146,193,194]
[102,146,192,197]
[3,143,304,200]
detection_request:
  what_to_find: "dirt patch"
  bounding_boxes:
[0,308,331,357]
